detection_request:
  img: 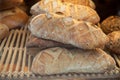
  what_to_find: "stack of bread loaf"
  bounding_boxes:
[0,0,29,41]
[100,16,120,54]
[27,0,116,75]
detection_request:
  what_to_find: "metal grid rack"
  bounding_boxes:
[0,27,120,80]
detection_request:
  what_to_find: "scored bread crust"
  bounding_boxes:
[29,13,108,50]
[30,0,100,24]
[31,47,116,75]
[61,0,96,9]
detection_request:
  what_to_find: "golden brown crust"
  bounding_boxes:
[0,7,29,29]
[0,23,9,41]
[61,0,95,9]
[101,16,120,34]
[106,31,120,54]
[31,47,116,75]
[29,13,108,49]
[30,0,99,24]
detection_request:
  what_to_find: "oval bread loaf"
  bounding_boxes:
[29,13,108,49]
[31,47,116,75]
[30,0,100,24]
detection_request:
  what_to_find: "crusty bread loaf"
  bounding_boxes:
[0,0,23,10]
[0,7,29,29]
[30,0,100,24]
[101,16,120,34]
[61,0,95,9]
[0,23,9,41]
[106,31,120,54]
[31,47,116,75]
[29,13,108,50]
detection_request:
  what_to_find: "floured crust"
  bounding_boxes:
[29,13,108,49]
[31,47,116,75]
[30,0,100,24]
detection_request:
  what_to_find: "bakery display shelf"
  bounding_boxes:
[0,27,120,80]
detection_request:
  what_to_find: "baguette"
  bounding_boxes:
[31,47,116,75]
[0,7,29,29]
[30,0,100,24]
[0,23,9,41]
[29,13,108,49]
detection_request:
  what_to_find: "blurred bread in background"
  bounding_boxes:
[0,7,29,29]
[0,0,23,10]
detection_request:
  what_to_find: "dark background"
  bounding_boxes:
[93,0,120,22]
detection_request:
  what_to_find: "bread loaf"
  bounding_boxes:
[30,0,100,24]
[101,16,120,34]
[0,7,29,29]
[0,23,9,41]
[106,31,120,54]
[0,0,23,10]
[29,13,108,49]
[31,47,116,75]
[61,0,95,9]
